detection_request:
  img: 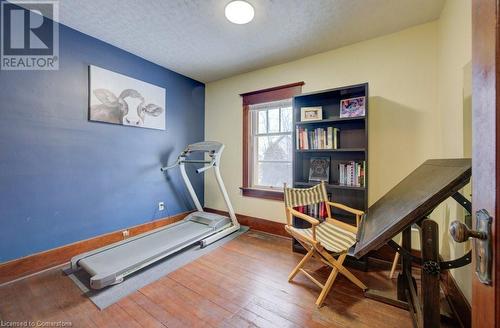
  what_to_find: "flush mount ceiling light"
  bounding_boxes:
[225,1,255,24]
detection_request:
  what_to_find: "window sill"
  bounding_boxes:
[240,187,284,201]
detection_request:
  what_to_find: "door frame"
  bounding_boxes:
[471,0,499,326]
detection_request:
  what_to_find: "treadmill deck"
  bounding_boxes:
[73,212,231,289]
[79,221,212,276]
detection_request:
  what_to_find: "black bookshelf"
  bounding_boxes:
[291,83,369,269]
[295,148,365,153]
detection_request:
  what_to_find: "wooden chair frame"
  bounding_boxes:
[284,183,368,307]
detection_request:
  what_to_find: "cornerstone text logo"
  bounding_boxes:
[1,0,59,70]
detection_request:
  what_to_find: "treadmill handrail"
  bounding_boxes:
[160,142,238,227]
[160,147,218,172]
[161,159,216,172]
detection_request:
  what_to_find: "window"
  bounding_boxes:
[240,82,304,200]
[250,100,293,189]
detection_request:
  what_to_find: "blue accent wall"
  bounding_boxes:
[0,21,205,262]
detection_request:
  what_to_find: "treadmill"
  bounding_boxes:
[70,141,240,289]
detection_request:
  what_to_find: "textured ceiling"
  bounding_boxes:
[53,0,445,82]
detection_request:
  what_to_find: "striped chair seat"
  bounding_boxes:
[290,222,357,253]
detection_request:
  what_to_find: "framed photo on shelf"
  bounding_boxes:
[300,106,323,122]
[340,96,366,118]
[309,157,330,182]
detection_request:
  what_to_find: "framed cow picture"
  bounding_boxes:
[89,65,166,130]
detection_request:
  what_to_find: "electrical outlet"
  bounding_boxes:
[158,202,165,211]
[122,230,130,238]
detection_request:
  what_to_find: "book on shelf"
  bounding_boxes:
[294,202,328,221]
[338,161,365,187]
[296,126,339,150]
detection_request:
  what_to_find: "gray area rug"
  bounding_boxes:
[64,226,249,310]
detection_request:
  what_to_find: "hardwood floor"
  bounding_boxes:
[0,231,414,328]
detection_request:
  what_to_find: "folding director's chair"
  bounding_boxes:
[283,181,368,307]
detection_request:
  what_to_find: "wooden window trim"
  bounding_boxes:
[240,82,304,201]
[239,187,285,201]
[240,81,305,105]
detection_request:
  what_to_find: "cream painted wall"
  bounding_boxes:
[434,0,472,302]
[438,0,472,158]
[205,22,440,222]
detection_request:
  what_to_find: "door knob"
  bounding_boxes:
[449,220,487,243]
[449,209,492,285]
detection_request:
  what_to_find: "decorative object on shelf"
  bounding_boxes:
[89,65,166,130]
[340,96,365,118]
[309,157,330,182]
[300,106,323,122]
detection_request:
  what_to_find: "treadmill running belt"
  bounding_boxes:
[78,221,213,277]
